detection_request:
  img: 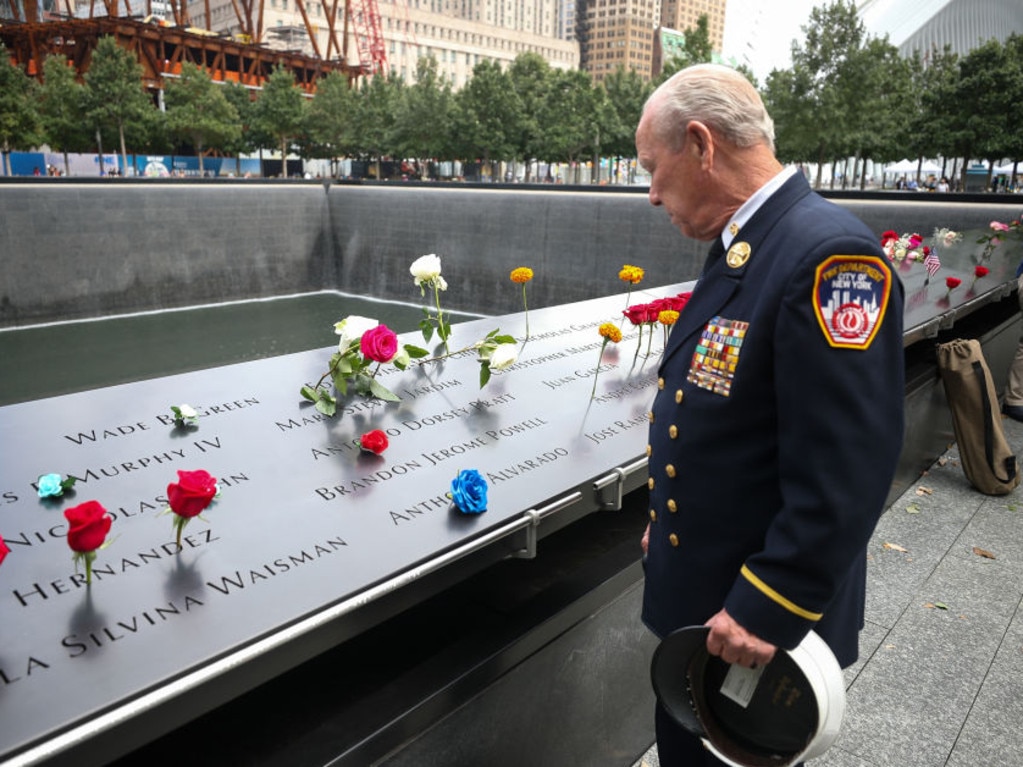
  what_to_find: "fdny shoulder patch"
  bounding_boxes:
[812,255,892,350]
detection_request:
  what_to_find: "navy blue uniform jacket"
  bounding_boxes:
[642,172,905,667]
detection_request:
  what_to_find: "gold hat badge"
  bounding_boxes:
[726,241,751,269]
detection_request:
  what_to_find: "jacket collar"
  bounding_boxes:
[659,172,812,371]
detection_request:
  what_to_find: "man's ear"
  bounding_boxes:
[685,121,714,167]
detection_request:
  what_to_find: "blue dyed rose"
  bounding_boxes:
[37,473,65,498]
[450,469,488,514]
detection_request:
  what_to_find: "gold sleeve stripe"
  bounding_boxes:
[740,564,823,621]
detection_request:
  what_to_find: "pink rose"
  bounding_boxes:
[0,534,9,567]
[991,221,1011,232]
[167,469,218,519]
[360,324,398,363]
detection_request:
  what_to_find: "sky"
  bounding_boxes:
[721,0,823,83]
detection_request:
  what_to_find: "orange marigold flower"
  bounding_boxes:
[618,264,644,284]
[657,310,680,326]
[510,267,534,283]
[599,322,623,343]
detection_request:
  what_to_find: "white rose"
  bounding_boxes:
[334,315,379,351]
[178,404,197,419]
[487,343,518,371]
[410,254,443,288]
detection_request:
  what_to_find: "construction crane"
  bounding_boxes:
[347,0,387,75]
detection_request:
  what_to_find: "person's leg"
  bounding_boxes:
[1004,275,1023,420]
[654,703,724,766]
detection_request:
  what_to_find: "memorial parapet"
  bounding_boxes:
[0,286,682,766]
[1,227,1021,766]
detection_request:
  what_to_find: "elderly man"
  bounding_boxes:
[635,64,905,764]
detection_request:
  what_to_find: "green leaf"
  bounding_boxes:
[934,602,948,610]
[905,503,921,514]
[300,385,319,402]
[314,395,337,417]
[479,362,492,389]
[60,476,77,491]
[493,334,516,345]
[368,378,401,401]
[404,344,429,358]
[331,371,348,397]
[420,319,435,343]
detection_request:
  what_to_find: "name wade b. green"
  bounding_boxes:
[60,398,261,445]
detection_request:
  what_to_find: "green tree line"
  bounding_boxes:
[1,0,1021,185]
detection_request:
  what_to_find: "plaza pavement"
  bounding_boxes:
[633,414,1023,767]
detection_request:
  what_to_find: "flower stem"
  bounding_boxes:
[85,554,93,585]
[646,323,654,357]
[591,340,608,399]
[522,283,530,339]
[633,325,642,363]
[434,284,450,354]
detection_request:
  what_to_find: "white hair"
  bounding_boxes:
[646,64,775,154]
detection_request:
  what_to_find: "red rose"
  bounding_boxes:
[623,304,648,325]
[0,534,9,566]
[946,277,962,290]
[360,429,389,454]
[360,324,398,363]
[974,265,990,279]
[167,469,218,518]
[881,230,899,245]
[64,500,112,553]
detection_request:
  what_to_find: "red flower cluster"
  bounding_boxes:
[622,292,692,325]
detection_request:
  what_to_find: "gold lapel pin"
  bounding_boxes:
[726,241,751,269]
[728,222,740,237]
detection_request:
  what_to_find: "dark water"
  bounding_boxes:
[0,292,482,406]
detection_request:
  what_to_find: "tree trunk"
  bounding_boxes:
[118,122,128,176]
[63,150,70,176]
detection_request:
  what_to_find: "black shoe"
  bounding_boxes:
[1004,404,1023,422]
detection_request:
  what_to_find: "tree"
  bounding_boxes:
[776,0,867,187]
[0,41,42,176]
[222,82,257,176]
[304,70,357,176]
[538,68,603,184]
[38,54,90,175]
[253,65,307,176]
[602,65,653,180]
[659,14,713,81]
[164,62,241,174]
[452,59,520,179]
[85,36,154,174]
[348,74,401,179]
[508,53,553,181]
[393,57,456,173]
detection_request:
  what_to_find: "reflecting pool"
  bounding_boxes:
[0,292,484,406]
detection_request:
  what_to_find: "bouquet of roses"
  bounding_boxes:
[301,316,429,416]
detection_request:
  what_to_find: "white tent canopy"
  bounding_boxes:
[883,159,916,174]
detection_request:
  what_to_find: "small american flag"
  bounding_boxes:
[924,249,941,278]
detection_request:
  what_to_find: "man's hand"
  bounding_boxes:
[705,608,776,669]
[641,522,650,554]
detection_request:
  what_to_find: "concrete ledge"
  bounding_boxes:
[2,179,1021,327]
